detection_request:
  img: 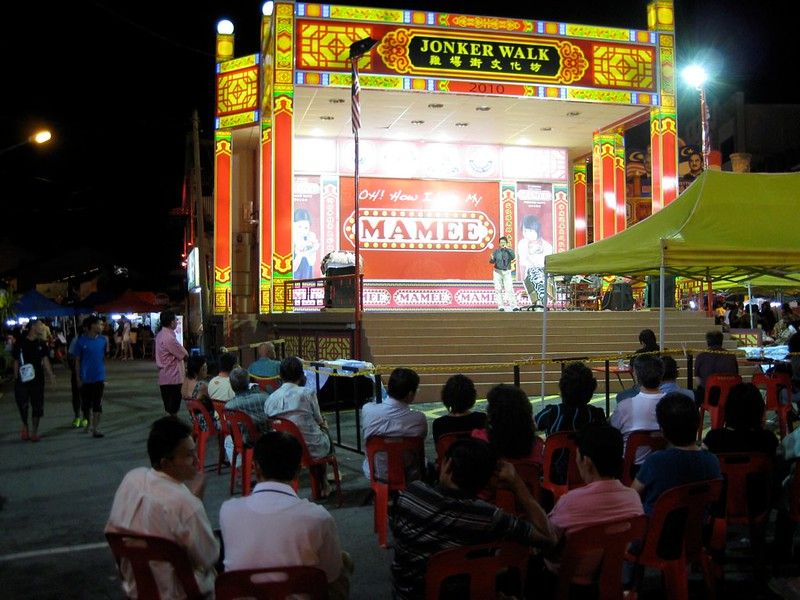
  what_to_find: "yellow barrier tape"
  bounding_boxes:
[221,339,286,353]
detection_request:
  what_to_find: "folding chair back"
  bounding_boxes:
[106,532,203,600]
[715,452,773,526]
[752,372,793,438]
[185,400,216,472]
[435,431,472,470]
[425,541,529,600]
[698,374,743,439]
[622,430,667,486]
[493,458,543,515]
[225,410,261,496]
[215,565,329,600]
[557,515,647,600]
[250,374,282,394]
[542,431,584,502]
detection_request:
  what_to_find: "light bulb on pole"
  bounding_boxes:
[682,64,710,170]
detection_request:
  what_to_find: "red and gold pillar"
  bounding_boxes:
[572,163,588,248]
[271,1,295,312]
[213,131,233,315]
[648,0,679,212]
[259,14,273,314]
[592,132,616,242]
[613,131,627,234]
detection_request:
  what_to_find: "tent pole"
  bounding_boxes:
[541,270,548,405]
[706,271,714,318]
[659,250,666,352]
[748,281,755,329]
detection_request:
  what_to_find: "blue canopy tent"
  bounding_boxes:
[12,290,75,319]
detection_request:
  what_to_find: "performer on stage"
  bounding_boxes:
[489,236,518,312]
[517,215,553,307]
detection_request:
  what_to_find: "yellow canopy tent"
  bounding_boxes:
[538,171,800,397]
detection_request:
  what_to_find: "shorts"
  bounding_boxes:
[160,384,183,415]
[15,381,45,419]
[81,381,105,414]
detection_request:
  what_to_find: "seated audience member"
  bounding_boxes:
[247,342,281,379]
[693,330,738,406]
[779,331,800,407]
[703,382,778,456]
[265,356,333,496]
[220,431,352,599]
[105,417,219,598]
[535,362,605,435]
[774,303,799,344]
[635,328,659,355]
[391,438,555,600]
[361,367,427,480]
[609,354,665,463]
[658,355,694,400]
[632,393,721,513]
[182,355,211,408]
[223,367,272,466]
[431,374,486,442]
[477,384,543,463]
[208,352,237,401]
[546,423,643,583]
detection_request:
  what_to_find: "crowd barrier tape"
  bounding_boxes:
[220,339,286,353]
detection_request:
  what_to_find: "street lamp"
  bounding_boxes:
[0,129,53,156]
[349,36,379,360]
[682,64,710,170]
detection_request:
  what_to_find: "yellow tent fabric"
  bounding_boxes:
[545,171,800,280]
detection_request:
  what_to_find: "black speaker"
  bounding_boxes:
[601,282,634,311]
[324,265,355,308]
[646,276,676,308]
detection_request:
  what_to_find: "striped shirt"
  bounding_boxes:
[534,403,606,435]
[391,481,536,599]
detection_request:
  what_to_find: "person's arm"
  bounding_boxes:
[167,334,188,360]
[497,461,557,546]
[630,478,645,495]
[42,355,55,383]
[179,507,220,573]
[12,358,19,381]
[489,250,496,264]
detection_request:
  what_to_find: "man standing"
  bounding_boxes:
[220,431,352,600]
[74,316,108,438]
[106,417,219,598]
[361,367,427,480]
[155,310,188,416]
[12,320,55,442]
[247,342,281,378]
[489,236,518,311]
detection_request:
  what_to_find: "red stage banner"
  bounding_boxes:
[338,177,500,281]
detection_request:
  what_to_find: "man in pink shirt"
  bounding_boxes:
[155,311,188,416]
[545,423,643,586]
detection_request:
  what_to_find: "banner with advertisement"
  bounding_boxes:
[293,175,323,279]
[515,182,554,282]
[338,176,500,281]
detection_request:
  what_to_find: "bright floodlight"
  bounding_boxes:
[262,1,274,16]
[682,64,707,89]
[216,19,234,35]
[32,130,52,144]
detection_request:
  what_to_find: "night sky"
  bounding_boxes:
[1,0,792,288]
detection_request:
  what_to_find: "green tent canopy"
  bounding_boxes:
[545,170,800,280]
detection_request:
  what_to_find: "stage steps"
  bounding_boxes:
[361,310,734,403]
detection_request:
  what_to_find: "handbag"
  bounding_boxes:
[18,350,36,383]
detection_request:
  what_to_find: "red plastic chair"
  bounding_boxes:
[627,479,723,600]
[425,541,529,600]
[185,400,221,473]
[698,374,743,440]
[708,453,773,580]
[557,515,647,600]
[215,566,329,600]
[366,436,425,548]
[434,431,472,471]
[225,410,261,496]
[621,430,667,486]
[752,371,793,438]
[106,532,204,600]
[212,400,231,475]
[492,458,543,516]
[542,431,584,503]
[250,374,282,394]
[269,417,342,506]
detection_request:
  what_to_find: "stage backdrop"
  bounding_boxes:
[338,176,500,281]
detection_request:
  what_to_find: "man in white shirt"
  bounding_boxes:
[208,352,236,401]
[609,354,665,465]
[220,431,352,600]
[361,368,428,479]
[105,418,219,599]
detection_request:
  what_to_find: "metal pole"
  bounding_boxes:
[540,271,548,404]
[747,281,755,329]
[699,86,710,170]
[659,248,666,352]
[352,75,362,360]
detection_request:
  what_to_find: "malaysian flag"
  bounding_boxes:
[351,61,361,134]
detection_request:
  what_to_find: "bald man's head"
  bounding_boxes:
[258,342,276,359]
